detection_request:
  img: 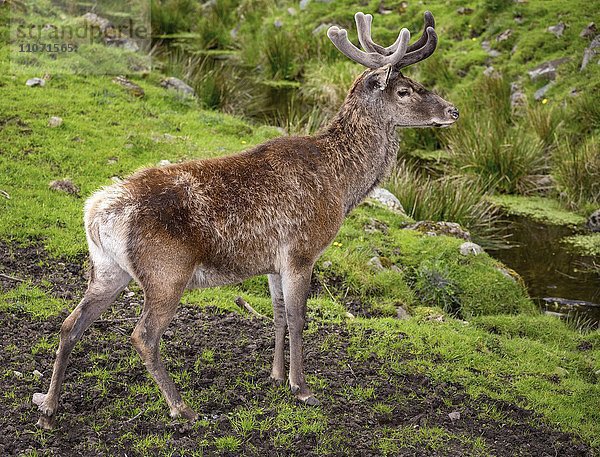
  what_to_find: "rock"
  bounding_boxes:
[32,370,43,378]
[534,82,553,101]
[510,82,527,108]
[396,306,409,320]
[13,371,23,378]
[112,76,145,97]
[322,260,332,269]
[274,19,283,28]
[158,159,172,167]
[364,218,389,234]
[26,78,45,87]
[367,256,385,272]
[581,36,600,71]
[48,116,63,128]
[459,242,484,256]
[514,14,524,25]
[496,29,512,42]
[82,12,114,34]
[405,221,471,240]
[587,209,600,232]
[448,411,461,421]
[368,188,405,215]
[160,77,196,97]
[456,7,473,15]
[49,179,79,195]
[287,7,297,15]
[527,57,571,81]
[299,0,310,9]
[580,22,597,39]
[481,41,501,58]
[483,66,501,78]
[496,266,517,283]
[547,22,565,38]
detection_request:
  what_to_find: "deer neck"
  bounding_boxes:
[317,103,399,214]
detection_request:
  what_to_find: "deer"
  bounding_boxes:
[33,11,458,429]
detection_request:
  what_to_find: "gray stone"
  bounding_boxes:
[368,188,405,214]
[581,36,600,71]
[274,19,283,28]
[547,22,565,38]
[580,22,597,39]
[534,82,553,101]
[367,256,385,272]
[459,242,484,256]
[48,116,63,128]
[160,77,196,97]
[456,7,473,15]
[26,78,45,87]
[82,12,113,33]
[396,306,410,320]
[299,0,310,9]
[496,29,512,42]
[322,260,332,269]
[448,411,461,421]
[483,66,501,78]
[528,57,571,81]
[287,7,297,16]
[587,209,600,232]
[481,41,501,58]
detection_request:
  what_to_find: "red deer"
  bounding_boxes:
[33,11,458,428]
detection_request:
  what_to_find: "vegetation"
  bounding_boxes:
[1,1,599,455]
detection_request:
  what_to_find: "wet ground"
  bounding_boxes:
[0,242,595,456]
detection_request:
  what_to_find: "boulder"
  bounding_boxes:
[160,77,196,97]
[547,22,565,38]
[527,57,570,81]
[459,242,484,256]
[587,209,600,232]
[368,188,406,215]
[581,36,600,71]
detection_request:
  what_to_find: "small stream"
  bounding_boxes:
[488,216,600,327]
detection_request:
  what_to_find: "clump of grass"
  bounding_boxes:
[552,137,600,208]
[414,261,462,316]
[526,103,565,150]
[386,163,499,234]
[151,0,199,36]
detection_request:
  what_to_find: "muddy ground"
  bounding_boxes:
[0,242,594,456]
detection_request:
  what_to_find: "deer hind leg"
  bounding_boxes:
[268,273,286,385]
[130,283,197,421]
[33,263,131,429]
[281,264,320,406]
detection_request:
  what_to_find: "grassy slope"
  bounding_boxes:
[0,5,599,454]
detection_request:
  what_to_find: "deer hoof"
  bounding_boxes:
[171,404,198,422]
[36,414,56,430]
[270,376,285,387]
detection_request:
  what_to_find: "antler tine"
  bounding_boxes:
[355,11,435,57]
[395,26,438,69]
[327,26,410,69]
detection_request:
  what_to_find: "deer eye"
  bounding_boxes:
[397,89,411,98]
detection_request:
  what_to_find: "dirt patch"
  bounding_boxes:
[0,242,594,456]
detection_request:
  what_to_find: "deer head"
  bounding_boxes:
[327,12,459,128]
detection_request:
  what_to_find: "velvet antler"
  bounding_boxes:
[328,11,438,69]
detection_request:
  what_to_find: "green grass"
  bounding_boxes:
[488,195,587,226]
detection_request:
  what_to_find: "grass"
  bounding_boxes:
[1,2,599,455]
[488,195,587,226]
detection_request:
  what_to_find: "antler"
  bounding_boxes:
[327,26,410,69]
[328,11,438,70]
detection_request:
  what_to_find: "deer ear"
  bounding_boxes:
[364,65,397,91]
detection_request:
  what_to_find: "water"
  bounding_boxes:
[488,215,600,326]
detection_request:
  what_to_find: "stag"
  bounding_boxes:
[33,11,458,428]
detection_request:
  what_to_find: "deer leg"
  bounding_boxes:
[130,287,197,421]
[281,265,320,406]
[268,274,286,385]
[33,266,131,429]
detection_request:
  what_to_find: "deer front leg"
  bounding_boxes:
[281,265,320,406]
[268,274,286,385]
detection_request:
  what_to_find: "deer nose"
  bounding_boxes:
[448,107,459,120]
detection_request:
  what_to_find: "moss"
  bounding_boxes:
[562,233,600,257]
[489,195,587,226]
